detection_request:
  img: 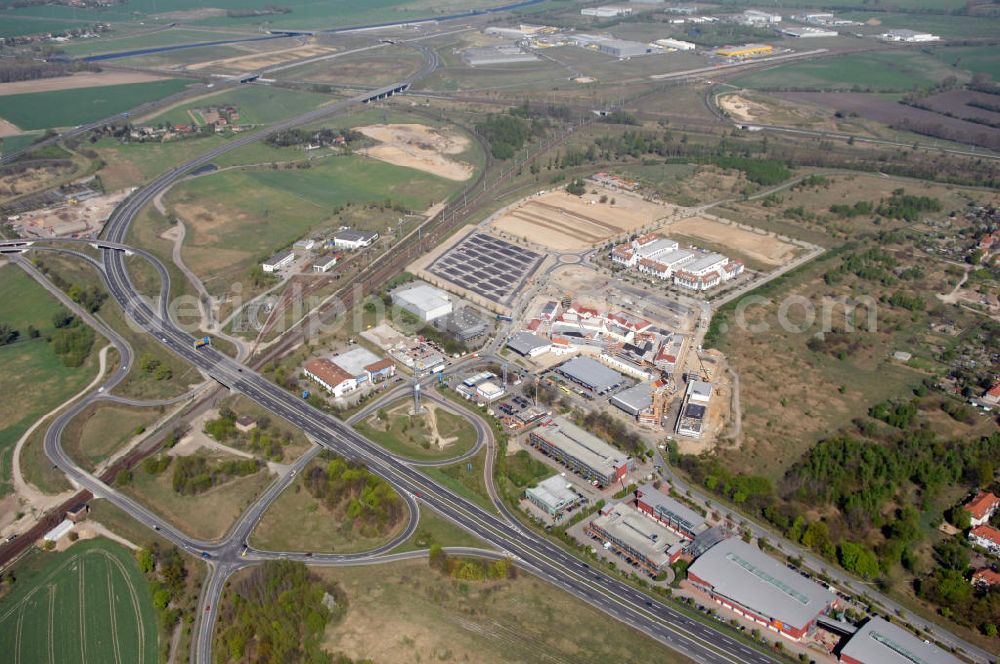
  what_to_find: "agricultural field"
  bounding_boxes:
[354,399,478,461]
[60,403,159,472]
[0,265,100,497]
[778,91,1000,151]
[0,80,191,132]
[317,559,691,664]
[59,28,256,58]
[166,154,464,291]
[930,45,1000,80]
[733,51,962,92]
[843,12,1000,39]
[0,539,157,664]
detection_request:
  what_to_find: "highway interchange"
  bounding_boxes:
[2,13,995,664]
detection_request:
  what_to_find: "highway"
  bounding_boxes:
[0,35,791,664]
[9,20,987,664]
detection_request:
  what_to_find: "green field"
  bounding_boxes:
[146,85,334,128]
[93,136,228,191]
[167,154,462,289]
[0,267,99,497]
[62,403,158,471]
[60,28,253,57]
[844,12,1000,39]
[0,80,191,131]
[0,539,157,664]
[734,51,960,92]
[0,17,93,38]
[930,45,1000,80]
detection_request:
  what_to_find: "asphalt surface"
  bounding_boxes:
[0,38,786,662]
[9,23,984,664]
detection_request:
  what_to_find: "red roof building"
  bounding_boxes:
[969,524,1000,555]
[964,491,1000,526]
[972,568,1000,589]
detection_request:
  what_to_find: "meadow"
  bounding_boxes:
[316,559,693,664]
[167,154,462,289]
[734,51,961,92]
[145,85,334,128]
[0,266,99,497]
[0,80,191,131]
[0,539,157,664]
[930,45,1000,80]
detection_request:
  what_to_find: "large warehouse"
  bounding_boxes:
[554,356,626,395]
[839,617,961,664]
[687,537,837,640]
[391,283,453,322]
[528,416,631,487]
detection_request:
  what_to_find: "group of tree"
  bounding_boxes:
[829,200,874,218]
[216,560,346,663]
[875,189,943,222]
[0,59,98,84]
[50,312,94,367]
[428,544,516,582]
[824,245,898,286]
[304,456,404,531]
[139,353,173,381]
[575,409,645,455]
[135,543,190,634]
[475,113,533,160]
[0,323,19,346]
[265,127,362,149]
[171,454,260,495]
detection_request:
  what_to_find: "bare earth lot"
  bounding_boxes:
[666,215,799,268]
[0,71,166,96]
[357,123,473,181]
[490,187,673,251]
[188,42,337,74]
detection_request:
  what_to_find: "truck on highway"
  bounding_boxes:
[194,336,211,349]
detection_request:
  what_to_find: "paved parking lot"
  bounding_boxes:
[427,232,543,306]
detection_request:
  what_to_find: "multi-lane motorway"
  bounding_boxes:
[6,17,986,664]
[0,34,791,664]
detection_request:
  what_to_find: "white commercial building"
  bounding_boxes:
[333,228,379,249]
[781,26,838,38]
[741,9,781,24]
[655,38,697,50]
[262,250,295,273]
[391,283,453,322]
[879,29,939,42]
[293,238,316,252]
[43,519,74,543]
[581,6,633,17]
[313,255,339,273]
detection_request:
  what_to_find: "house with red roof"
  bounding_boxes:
[972,568,1000,590]
[964,490,1000,526]
[969,524,1000,556]
[984,381,1000,406]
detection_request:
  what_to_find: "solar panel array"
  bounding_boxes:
[427,233,543,306]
